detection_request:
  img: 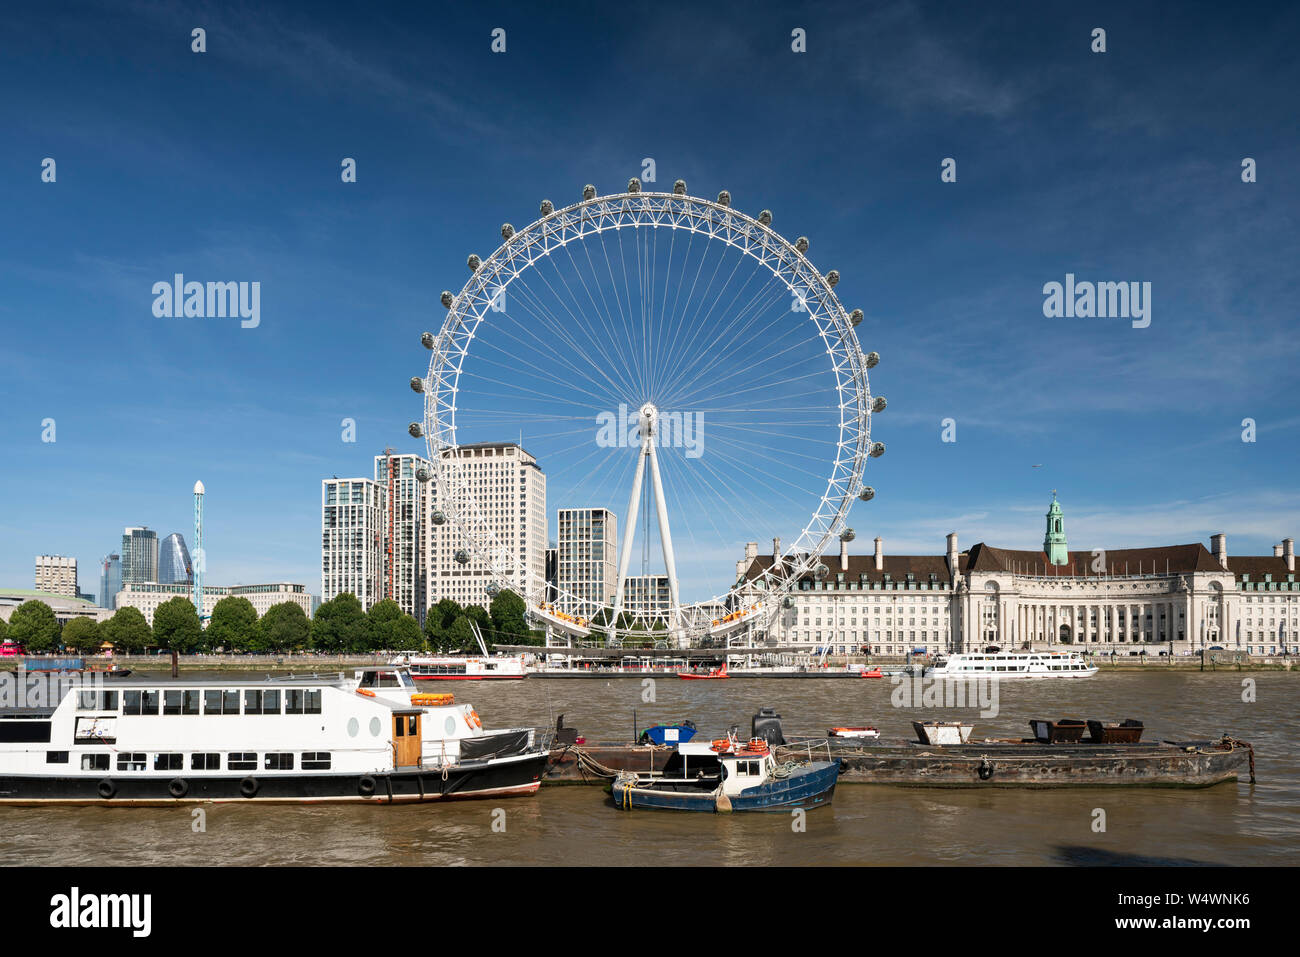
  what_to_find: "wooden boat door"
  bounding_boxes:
[394,713,421,768]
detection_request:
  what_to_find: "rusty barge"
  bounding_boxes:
[543,712,1255,789]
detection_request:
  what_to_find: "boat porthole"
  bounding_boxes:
[347,717,359,737]
[97,778,115,799]
[369,717,381,737]
[444,715,457,735]
[358,775,377,796]
[239,777,259,798]
[168,778,189,798]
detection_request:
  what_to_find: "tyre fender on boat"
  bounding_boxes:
[978,756,994,781]
[97,778,115,799]
[239,777,259,798]
[168,777,189,798]
[358,775,377,796]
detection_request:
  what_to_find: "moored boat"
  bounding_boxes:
[913,721,974,745]
[925,651,1097,679]
[0,668,546,805]
[677,662,729,680]
[611,735,840,812]
[829,726,879,740]
[639,721,697,746]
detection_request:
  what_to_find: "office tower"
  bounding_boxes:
[157,533,193,585]
[556,507,618,614]
[99,554,122,610]
[35,555,78,597]
[321,477,386,609]
[374,452,431,623]
[121,527,159,585]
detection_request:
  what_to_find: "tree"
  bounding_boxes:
[6,600,60,652]
[312,593,369,652]
[446,615,477,652]
[489,590,533,648]
[258,601,311,652]
[153,596,203,652]
[207,596,259,652]
[423,598,463,652]
[100,606,151,652]
[0,615,8,642]
[367,600,422,651]
[61,616,99,650]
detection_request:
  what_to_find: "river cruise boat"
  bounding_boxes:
[396,654,527,681]
[0,669,546,805]
[611,735,840,812]
[924,651,1097,679]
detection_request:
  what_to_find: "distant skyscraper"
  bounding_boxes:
[34,555,78,597]
[99,554,122,610]
[121,527,158,585]
[556,507,617,614]
[427,443,547,611]
[158,533,193,585]
[321,477,386,609]
[374,452,430,623]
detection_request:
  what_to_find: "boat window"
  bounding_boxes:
[305,689,322,714]
[154,753,183,771]
[163,690,183,715]
[264,753,294,771]
[81,754,109,771]
[228,752,257,771]
[377,673,402,688]
[123,690,143,715]
[183,690,200,715]
[244,690,263,714]
[302,752,331,770]
[263,690,281,714]
[406,715,418,735]
[46,751,69,764]
[142,690,160,714]
[191,753,221,770]
[224,690,240,713]
[399,673,415,689]
[116,753,146,771]
[77,690,118,711]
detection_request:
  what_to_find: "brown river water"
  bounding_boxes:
[2,671,1295,866]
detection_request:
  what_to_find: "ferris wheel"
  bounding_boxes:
[411,180,884,646]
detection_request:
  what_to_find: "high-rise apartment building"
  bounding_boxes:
[427,443,547,611]
[99,554,122,610]
[622,574,672,621]
[34,555,78,597]
[157,533,193,585]
[556,507,617,615]
[121,527,158,585]
[320,477,387,609]
[375,451,431,623]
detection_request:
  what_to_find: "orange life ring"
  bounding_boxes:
[467,710,482,729]
[356,688,376,697]
[710,738,732,752]
[743,738,769,753]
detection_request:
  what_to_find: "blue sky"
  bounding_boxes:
[2,0,1297,603]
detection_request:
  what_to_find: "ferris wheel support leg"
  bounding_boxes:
[646,440,682,644]
[610,444,648,635]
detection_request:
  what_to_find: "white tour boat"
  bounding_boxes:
[0,667,546,805]
[924,651,1098,680]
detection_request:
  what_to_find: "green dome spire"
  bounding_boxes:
[1044,490,1068,565]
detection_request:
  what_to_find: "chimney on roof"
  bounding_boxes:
[874,536,884,572]
[1275,544,1284,558]
[840,537,849,569]
[1286,538,1295,572]
[773,537,781,561]
[946,533,959,578]
[1210,533,1227,570]
[745,542,757,561]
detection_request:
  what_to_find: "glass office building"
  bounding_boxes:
[158,533,193,585]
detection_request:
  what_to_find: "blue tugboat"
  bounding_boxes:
[611,735,840,812]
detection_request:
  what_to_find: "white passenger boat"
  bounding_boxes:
[398,655,527,681]
[924,651,1098,679]
[0,667,545,805]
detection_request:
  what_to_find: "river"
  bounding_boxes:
[2,671,1294,866]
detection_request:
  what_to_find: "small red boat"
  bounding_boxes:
[859,668,883,679]
[678,663,729,680]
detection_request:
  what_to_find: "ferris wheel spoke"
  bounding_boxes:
[564,239,642,393]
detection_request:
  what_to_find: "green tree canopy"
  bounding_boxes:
[367,600,422,651]
[0,616,8,641]
[312,593,369,652]
[423,598,463,653]
[100,606,151,652]
[207,596,259,652]
[153,596,203,653]
[489,590,533,648]
[446,615,477,652]
[61,616,100,650]
[258,601,311,652]
[6,600,60,652]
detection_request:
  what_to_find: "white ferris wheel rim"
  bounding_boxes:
[419,187,875,642]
